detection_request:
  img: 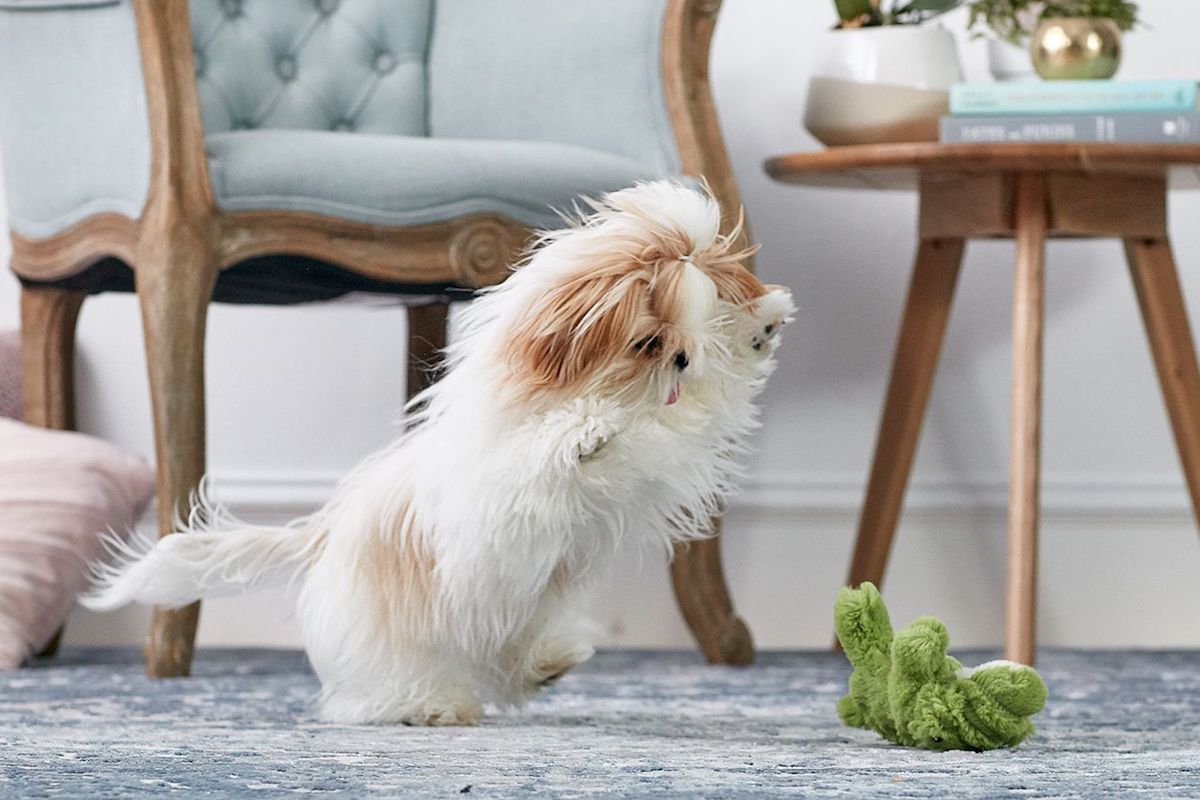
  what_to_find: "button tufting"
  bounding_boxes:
[373,51,396,74]
[192,0,428,136]
[277,56,297,82]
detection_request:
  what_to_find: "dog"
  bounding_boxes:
[84,180,794,726]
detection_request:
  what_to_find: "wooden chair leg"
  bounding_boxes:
[844,238,965,600]
[1124,236,1200,529]
[20,284,86,658]
[406,302,448,401]
[671,523,754,665]
[19,285,85,431]
[137,256,217,679]
[1005,173,1048,666]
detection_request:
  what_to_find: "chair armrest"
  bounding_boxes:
[0,0,151,239]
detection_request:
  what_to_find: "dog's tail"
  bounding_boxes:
[81,485,325,612]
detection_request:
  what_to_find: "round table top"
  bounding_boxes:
[764,142,1200,191]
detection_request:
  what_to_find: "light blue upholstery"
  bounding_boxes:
[0,0,150,238]
[189,0,431,136]
[185,0,680,228]
[428,0,679,174]
[0,0,686,262]
[207,130,660,229]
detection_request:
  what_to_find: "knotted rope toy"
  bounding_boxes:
[834,582,1048,751]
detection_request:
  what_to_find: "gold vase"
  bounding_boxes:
[1031,18,1122,80]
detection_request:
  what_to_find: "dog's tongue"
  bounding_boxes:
[667,384,679,405]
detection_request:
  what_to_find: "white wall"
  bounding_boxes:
[3,0,1199,651]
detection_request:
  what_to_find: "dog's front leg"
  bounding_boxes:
[540,397,625,471]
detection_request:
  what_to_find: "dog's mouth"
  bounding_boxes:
[666,379,680,406]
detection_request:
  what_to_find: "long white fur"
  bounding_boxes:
[87,484,319,609]
[83,181,794,726]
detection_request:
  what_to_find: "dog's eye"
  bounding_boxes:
[633,335,662,355]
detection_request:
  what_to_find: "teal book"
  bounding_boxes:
[949,80,1199,116]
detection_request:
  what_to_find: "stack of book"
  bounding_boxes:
[939,79,1200,144]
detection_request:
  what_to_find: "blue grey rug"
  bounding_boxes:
[1,648,1197,798]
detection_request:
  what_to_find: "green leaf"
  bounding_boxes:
[907,0,964,10]
[834,0,874,22]
[889,0,965,25]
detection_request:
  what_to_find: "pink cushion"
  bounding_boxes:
[0,417,154,668]
[0,330,21,420]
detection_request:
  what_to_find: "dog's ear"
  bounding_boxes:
[506,272,644,392]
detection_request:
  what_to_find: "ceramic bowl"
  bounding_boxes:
[803,26,963,147]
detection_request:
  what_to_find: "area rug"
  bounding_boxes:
[1,648,1197,798]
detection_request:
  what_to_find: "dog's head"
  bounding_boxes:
[499,181,787,412]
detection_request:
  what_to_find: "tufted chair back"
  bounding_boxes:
[428,0,677,173]
[190,0,679,172]
[190,0,433,136]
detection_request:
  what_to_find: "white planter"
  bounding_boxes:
[988,38,1037,82]
[804,26,965,147]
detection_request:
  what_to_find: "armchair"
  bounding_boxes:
[1,0,755,677]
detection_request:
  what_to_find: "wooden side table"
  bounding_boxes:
[766,143,1200,664]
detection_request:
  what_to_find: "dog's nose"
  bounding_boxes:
[674,351,689,371]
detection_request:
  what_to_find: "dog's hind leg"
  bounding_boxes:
[527,636,595,688]
[491,583,595,704]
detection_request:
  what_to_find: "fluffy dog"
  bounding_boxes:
[84,181,794,725]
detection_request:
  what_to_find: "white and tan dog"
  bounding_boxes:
[84,181,794,726]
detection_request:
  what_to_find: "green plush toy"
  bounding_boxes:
[834,582,1048,751]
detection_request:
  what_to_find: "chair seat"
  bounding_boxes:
[205,130,666,230]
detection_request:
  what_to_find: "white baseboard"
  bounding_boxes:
[103,469,1200,650]
[200,469,1196,523]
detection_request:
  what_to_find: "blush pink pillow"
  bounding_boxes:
[0,417,155,668]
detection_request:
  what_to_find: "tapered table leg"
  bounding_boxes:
[844,237,965,598]
[1005,173,1048,666]
[1124,236,1200,530]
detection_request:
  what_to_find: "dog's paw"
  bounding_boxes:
[557,398,622,466]
[576,419,614,463]
[730,286,794,361]
[749,323,778,354]
[749,286,794,354]
[528,639,595,689]
[403,690,483,727]
[320,686,483,726]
